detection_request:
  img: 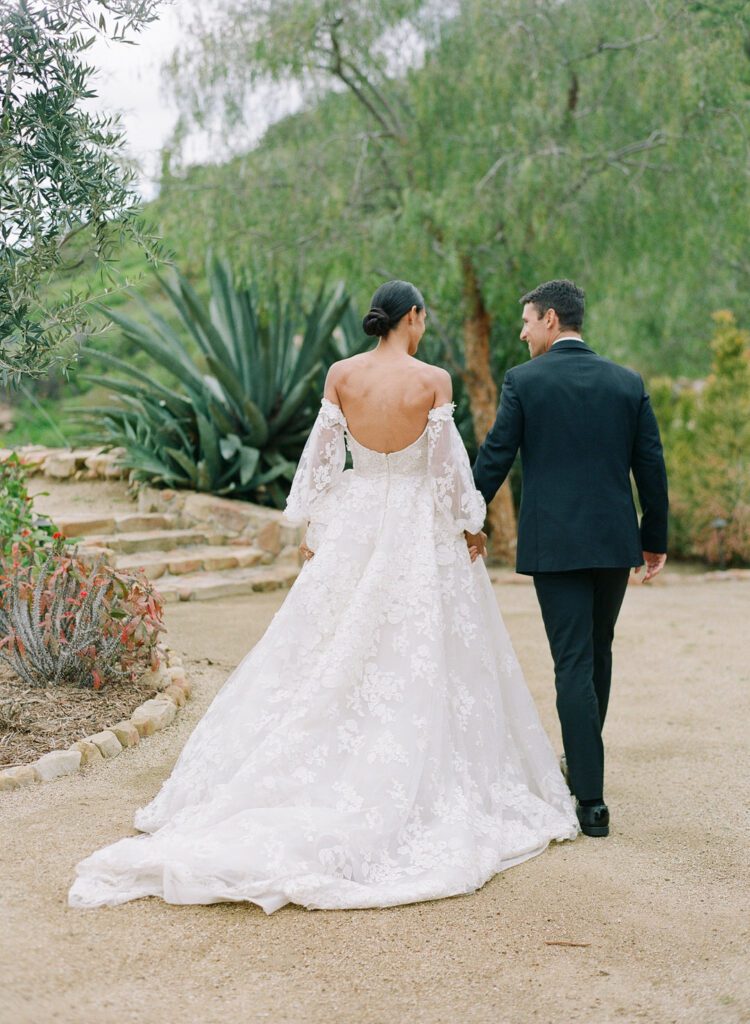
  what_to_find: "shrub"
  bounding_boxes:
[653,311,750,565]
[0,453,61,562]
[0,539,165,690]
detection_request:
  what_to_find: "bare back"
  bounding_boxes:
[326,352,451,454]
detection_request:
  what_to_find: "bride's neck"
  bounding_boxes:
[374,332,412,357]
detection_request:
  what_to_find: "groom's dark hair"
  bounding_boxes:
[520,279,585,331]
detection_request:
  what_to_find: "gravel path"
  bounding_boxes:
[2,577,747,1024]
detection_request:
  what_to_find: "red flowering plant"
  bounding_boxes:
[0,453,68,565]
[0,536,165,690]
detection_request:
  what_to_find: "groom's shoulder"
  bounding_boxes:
[504,355,549,382]
[504,358,534,379]
[592,352,645,388]
[508,349,643,380]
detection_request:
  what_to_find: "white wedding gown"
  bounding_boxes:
[68,398,578,913]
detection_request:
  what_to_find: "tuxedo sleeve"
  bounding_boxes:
[471,371,523,506]
[631,379,669,553]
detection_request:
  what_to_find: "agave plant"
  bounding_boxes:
[80,256,356,506]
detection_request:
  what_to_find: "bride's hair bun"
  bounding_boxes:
[362,280,425,340]
[362,306,391,337]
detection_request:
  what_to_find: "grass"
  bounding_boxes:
[2,383,112,449]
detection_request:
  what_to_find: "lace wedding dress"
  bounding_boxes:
[68,398,578,913]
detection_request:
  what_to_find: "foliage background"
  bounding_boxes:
[2,0,749,561]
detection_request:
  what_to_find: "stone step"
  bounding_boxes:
[155,564,301,603]
[57,512,178,539]
[115,545,267,579]
[83,528,228,554]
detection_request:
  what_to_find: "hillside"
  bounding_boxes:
[4,1,748,445]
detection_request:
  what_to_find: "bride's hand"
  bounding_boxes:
[299,541,314,561]
[465,529,488,562]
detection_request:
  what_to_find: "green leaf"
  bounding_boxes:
[196,411,221,487]
[219,434,242,460]
[238,445,260,485]
[271,362,321,433]
[164,447,199,486]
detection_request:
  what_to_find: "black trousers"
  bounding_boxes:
[532,568,630,802]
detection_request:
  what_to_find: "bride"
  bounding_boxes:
[68,279,579,914]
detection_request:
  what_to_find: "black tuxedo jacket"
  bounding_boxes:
[472,338,669,574]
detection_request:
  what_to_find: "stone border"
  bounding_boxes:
[1,444,306,568]
[0,643,192,793]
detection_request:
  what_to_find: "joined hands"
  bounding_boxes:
[465,529,488,563]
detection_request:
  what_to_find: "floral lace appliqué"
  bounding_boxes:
[68,394,578,916]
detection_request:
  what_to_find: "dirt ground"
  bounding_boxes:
[1,574,748,1024]
[0,661,161,767]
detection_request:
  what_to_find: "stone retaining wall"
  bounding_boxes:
[0,444,128,480]
[2,445,306,564]
[136,486,304,562]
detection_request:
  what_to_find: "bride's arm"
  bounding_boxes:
[283,368,347,551]
[427,401,487,544]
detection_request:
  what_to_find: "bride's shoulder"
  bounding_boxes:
[334,354,368,366]
[327,354,369,380]
[324,356,360,389]
[428,364,452,386]
[409,359,449,386]
[425,364,453,407]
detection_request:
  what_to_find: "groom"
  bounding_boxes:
[469,279,668,837]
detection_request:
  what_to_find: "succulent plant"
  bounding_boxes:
[0,540,164,690]
[80,255,359,506]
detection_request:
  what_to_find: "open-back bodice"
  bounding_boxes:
[348,433,428,478]
[282,396,486,537]
[335,400,450,479]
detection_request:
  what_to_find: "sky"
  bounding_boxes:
[84,2,303,200]
[83,1,431,201]
[85,5,192,200]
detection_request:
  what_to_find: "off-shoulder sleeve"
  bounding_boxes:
[283,398,347,528]
[426,402,486,534]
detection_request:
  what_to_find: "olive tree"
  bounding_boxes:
[0,0,171,383]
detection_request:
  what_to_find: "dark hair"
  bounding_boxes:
[520,279,585,331]
[362,279,425,337]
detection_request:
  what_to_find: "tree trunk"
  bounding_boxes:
[461,255,517,565]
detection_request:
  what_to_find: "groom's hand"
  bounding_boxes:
[465,530,488,562]
[634,551,667,582]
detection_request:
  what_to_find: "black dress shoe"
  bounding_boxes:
[576,801,610,837]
